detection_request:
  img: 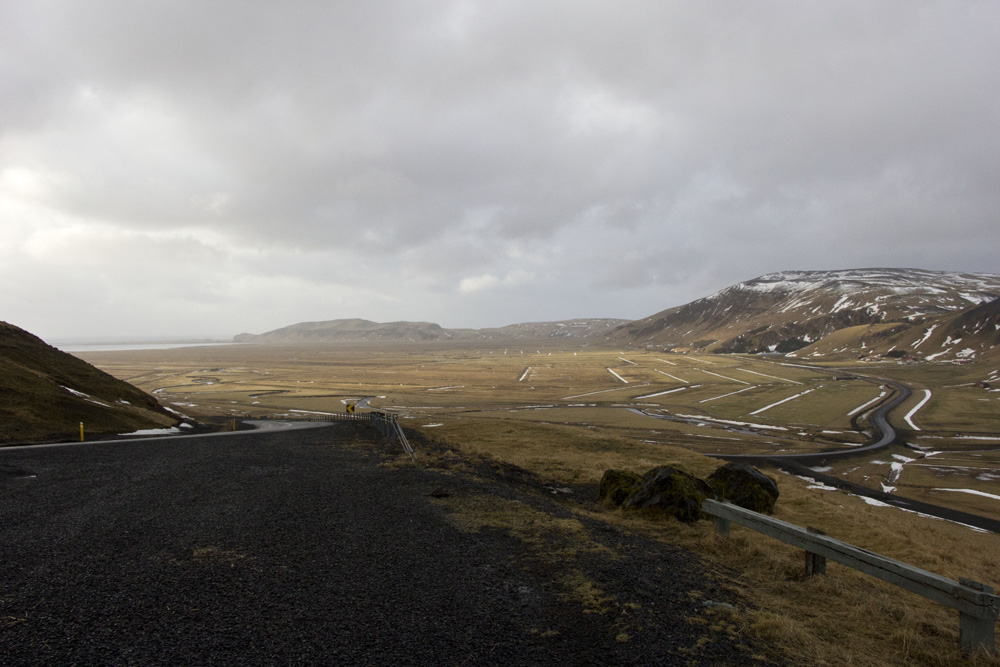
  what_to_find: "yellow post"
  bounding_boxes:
[232,418,236,431]
[80,422,84,442]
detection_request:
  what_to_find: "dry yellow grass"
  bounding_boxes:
[420,418,992,664]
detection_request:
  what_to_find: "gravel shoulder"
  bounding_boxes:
[1,422,781,665]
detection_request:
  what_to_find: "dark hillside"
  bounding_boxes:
[0,322,177,444]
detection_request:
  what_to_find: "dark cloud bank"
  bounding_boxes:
[1,1,997,339]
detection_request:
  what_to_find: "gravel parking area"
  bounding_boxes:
[1,422,778,665]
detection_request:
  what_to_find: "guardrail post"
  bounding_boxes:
[959,578,996,656]
[805,527,827,577]
[701,499,998,656]
[713,515,731,537]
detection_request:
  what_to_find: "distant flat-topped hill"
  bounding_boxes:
[233,269,1000,362]
[604,268,1000,362]
[233,318,629,344]
[0,322,178,444]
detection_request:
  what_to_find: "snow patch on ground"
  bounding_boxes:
[795,475,838,491]
[675,414,788,431]
[848,389,887,416]
[562,387,633,399]
[606,368,628,383]
[697,368,750,385]
[749,388,817,415]
[636,387,690,399]
[933,488,1000,501]
[737,369,802,385]
[699,385,757,403]
[856,496,891,507]
[61,386,113,408]
[119,426,182,436]
[904,390,932,430]
[912,324,938,349]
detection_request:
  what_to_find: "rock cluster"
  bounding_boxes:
[599,461,778,522]
[706,462,780,514]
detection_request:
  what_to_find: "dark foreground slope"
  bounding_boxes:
[0,422,777,666]
[0,321,177,444]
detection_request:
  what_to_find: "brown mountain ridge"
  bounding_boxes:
[603,268,1000,362]
[233,318,629,344]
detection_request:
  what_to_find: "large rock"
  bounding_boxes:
[707,462,779,514]
[598,469,643,507]
[624,465,711,523]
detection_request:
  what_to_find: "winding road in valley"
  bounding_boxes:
[708,374,1000,533]
[631,367,998,532]
[716,374,912,464]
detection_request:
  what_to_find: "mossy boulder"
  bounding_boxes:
[624,465,711,523]
[707,462,779,514]
[598,469,643,507]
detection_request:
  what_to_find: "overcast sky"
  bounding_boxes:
[2,1,998,341]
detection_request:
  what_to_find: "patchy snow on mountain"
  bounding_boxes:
[604,268,1000,360]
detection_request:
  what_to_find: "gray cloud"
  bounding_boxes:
[1,1,997,339]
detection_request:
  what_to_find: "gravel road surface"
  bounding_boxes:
[1,422,777,665]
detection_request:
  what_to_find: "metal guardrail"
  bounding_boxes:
[369,411,415,462]
[324,411,415,463]
[702,499,999,656]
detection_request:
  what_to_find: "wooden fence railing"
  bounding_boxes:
[702,499,998,656]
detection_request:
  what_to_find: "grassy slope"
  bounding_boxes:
[0,322,177,444]
[411,417,1000,667]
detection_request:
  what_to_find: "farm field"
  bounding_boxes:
[76,342,1000,521]
[78,343,878,452]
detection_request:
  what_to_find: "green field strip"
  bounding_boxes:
[915,387,1000,430]
[742,383,882,428]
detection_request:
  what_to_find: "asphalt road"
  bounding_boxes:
[0,422,775,666]
[716,374,912,465]
[709,375,1000,532]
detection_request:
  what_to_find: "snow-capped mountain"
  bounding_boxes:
[605,269,1000,360]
